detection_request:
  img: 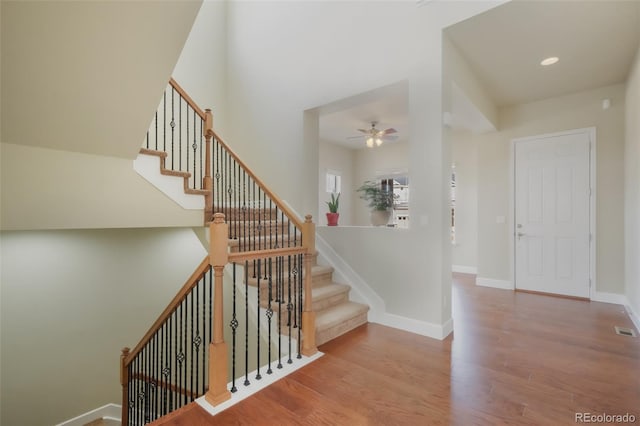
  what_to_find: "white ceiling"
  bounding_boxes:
[445,0,640,108]
[318,82,409,150]
[319,0,640,145]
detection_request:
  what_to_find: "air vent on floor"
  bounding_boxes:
[614,326,637,337]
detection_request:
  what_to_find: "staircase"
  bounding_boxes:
[122,78,370,425]
[246,250,369,346]
[226,208,369,346]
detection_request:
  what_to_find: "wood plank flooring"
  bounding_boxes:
[151,273,640,425]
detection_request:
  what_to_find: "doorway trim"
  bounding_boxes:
[509,127,596,299]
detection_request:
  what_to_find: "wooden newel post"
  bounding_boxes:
[120,347,130,425]
[301,214,318,356]
[205,213,232,406]
[203,109,214,221]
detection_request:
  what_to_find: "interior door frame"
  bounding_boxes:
[510,127,596,299]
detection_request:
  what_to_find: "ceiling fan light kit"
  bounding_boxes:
[353,122,398,148]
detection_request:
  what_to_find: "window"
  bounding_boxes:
[326,170,341,194]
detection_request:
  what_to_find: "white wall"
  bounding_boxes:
[172,0,229,137]
[353,142,409,226]
[476,84,626,294]
[625,47,640,319]
[318,141,355,226]
[451,129,478,271]
[0,228,207,426]
[224,0,506,328]
[443,36,498,130]
[1,143,203,230]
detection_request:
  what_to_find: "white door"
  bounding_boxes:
[514,130,591,298]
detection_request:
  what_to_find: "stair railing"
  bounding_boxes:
[208,130,304,253]
[125,78,317,424]
[121,214,317,425]
[143,79,213,203]
[120,257,214,425]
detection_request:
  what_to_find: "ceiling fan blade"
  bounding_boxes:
[382,135,399,141]
[381,128,397,135]
[347,135,365,140]
[357,129,370,134]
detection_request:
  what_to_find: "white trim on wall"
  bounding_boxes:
[315,232,453,340]
[590,293,640,333]
[476,277,514,290]
[591,291,628,305]
[626,303,640,333]
[452,265,477,274]
[510,127,596,298]
[56,403,121,426]
[133,153,204,210]
[376,313,453,340]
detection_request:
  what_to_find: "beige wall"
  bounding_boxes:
[1,1,201,159]
[223,0,504,327]
[625,47,640,316]
[1,143,203,230]
[318,141,355,226]
[451,129,478,270]
[0,228,207,426]
[476,84,626,294]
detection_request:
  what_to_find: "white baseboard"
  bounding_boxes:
[56,403,121,426]
[452,265,477,274]
[476,277,514,290]
[373,313,453,340]
[625,303,640,333]
[196,351,323,417]
[591,291,628,305]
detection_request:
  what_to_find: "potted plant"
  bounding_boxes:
[356,181,397,226]
[325,192,340,226]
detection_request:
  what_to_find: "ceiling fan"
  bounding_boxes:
[348,122,398,148]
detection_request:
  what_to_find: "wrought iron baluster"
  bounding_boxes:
[171,88,175,170]
[192,109,197,189]
[186,102,190,184]
[179,98,183,171]
[298,253,303,359]
[242,166,247,253]
[244,260,250,386]
[199,120,203,190]
[287,255,293,364]
[182,298,188,406]
[190,289,194,401]
[163,90,167,152]
[154,111,158,151]
[256,258,262,380]
[277,255,283,369]
[267,257,274,375]
[230,263,238,393]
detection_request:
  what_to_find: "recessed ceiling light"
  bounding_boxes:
[540,56,559,66]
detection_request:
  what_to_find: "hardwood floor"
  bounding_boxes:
[151,273,640,425]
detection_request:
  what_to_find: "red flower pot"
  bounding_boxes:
[326,212,339,226]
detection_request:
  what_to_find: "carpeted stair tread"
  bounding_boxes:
[316,301,369,331]
[247,264,334,287]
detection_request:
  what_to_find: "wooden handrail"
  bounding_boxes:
[130,372,201,399]
[124,256,211,365]
[211,130,305,231]
[169,78,206,119]
[228,246,307,263]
